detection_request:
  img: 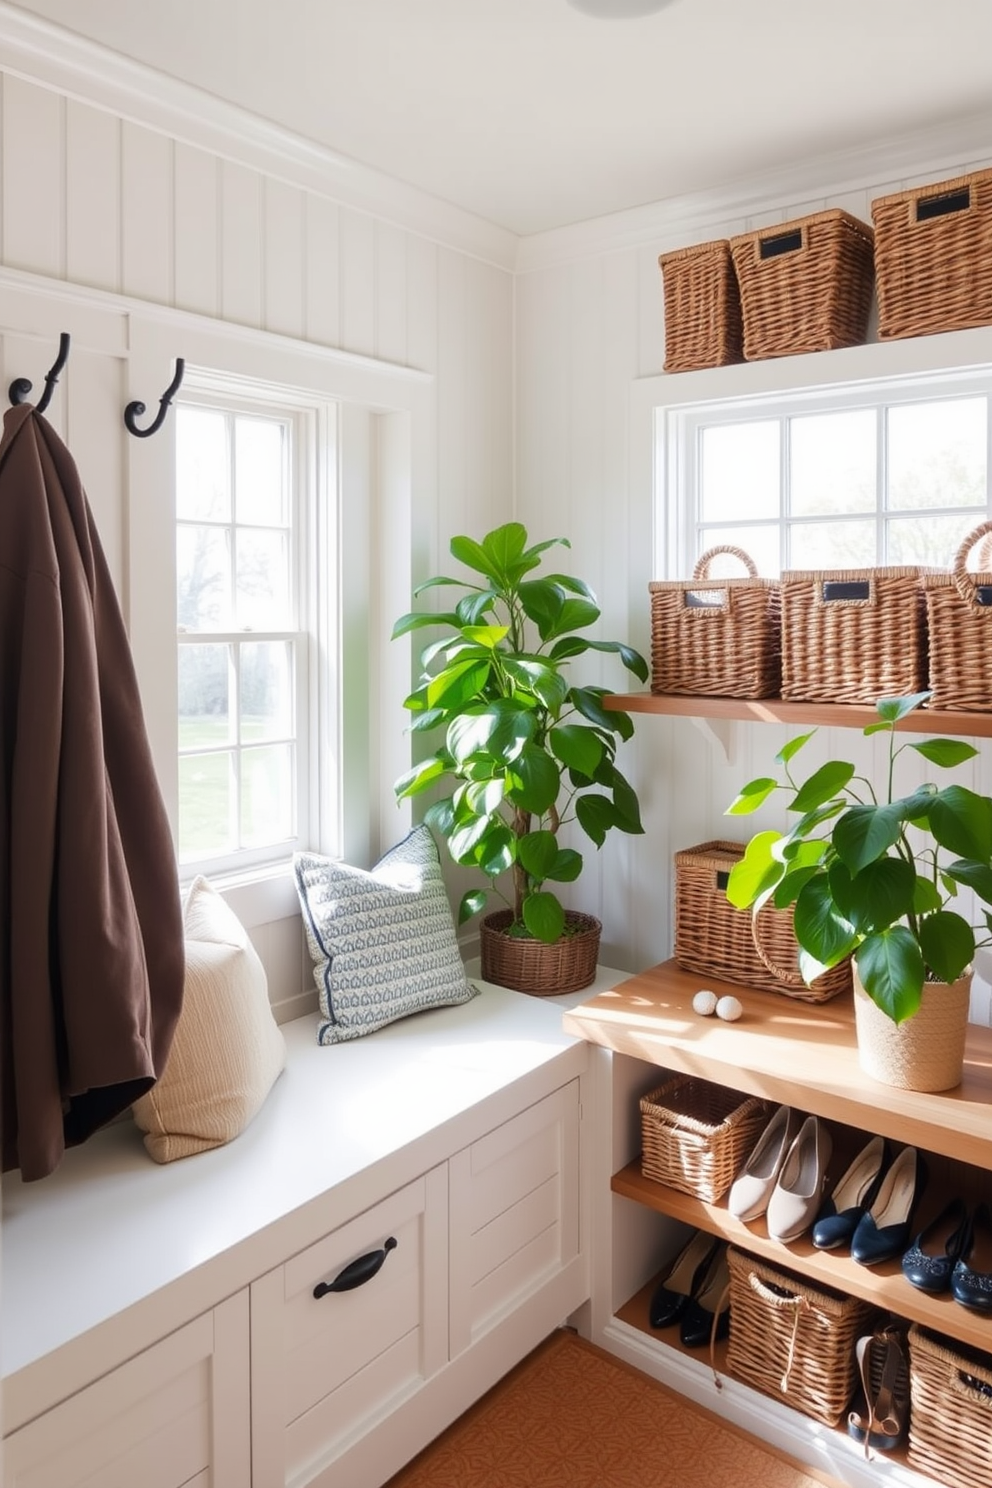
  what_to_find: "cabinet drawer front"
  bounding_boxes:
[449,1081,580,1354]
[251,1166,447,1486]
[4,1296,249,1488]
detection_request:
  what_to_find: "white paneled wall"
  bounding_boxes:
[0,63,513,1015]
[516,150,992,986]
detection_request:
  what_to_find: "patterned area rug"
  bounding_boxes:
[386,1330,840,1488]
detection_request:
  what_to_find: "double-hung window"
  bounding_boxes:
[175,397,315,876]
[664,370,991,579]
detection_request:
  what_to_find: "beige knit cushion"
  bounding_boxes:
[132,876,287,1163]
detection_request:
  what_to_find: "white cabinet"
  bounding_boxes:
[449,1081,580,1357]
[4,1293,250,1488]
[250,1168,449,1488]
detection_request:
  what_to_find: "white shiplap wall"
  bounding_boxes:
[515,150,992,1015]
[0,60,513,1015]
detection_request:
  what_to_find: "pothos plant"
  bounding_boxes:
[725,692,992,1024]
[392,522,648,943]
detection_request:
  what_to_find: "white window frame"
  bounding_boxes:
[174,384,321,878]
[627,328,992,606]
[126,312,434,928]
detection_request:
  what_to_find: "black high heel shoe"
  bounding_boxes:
[851,1147,927,1267]
[811,1134,888,1251]
[679,1243,730,1349]
[649,1230,720,1328]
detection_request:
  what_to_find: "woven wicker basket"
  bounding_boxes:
[924,520,992,711]
[873,168,992,341]
[639,1075,767,1202]
[649,546,781,699]
[479,909,600,996]
[726,1247,874,1426]
[908,1325,992,1488]
[659,239,743,373]
[673,841,851,1004]
[780,566,931,705]
[854,968,971,1093]
[729,208,874,361]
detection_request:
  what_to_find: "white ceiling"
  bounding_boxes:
[9,0,992,236]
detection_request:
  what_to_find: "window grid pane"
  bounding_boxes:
[177,401,300,868]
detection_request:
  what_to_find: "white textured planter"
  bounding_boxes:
[853,968,972,1092]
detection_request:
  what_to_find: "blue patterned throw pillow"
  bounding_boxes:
[293,826,478,1044]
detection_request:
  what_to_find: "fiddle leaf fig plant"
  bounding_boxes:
[392,521,648,944]
[724,692,992,1025]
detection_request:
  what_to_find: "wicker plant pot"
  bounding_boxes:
[479,910,601,996]
[853,967,972,1092]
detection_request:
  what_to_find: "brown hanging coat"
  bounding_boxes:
[0,404,184,1181]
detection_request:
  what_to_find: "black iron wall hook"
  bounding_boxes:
[9,332,71,415]
[124,358,186,438]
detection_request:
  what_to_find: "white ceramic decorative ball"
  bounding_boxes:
[716,994,743,1022]
[692,989,718,1016]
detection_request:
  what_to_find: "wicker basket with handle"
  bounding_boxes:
[780,565,932,705]
[649,546,780,699]
[639,1074,767,1202]
[872,168,992,341]
[729,208,874,361]
[908,1325,992,1488]
[673,840,851,1004]
[658,238,743,373]
[923,520,992,711]
[726,1247,874,1426]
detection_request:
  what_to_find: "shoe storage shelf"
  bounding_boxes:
[604,692,992,740]
[563,959,992,1483]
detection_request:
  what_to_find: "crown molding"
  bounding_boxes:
[0,3,518,273]
[515,113,992,273]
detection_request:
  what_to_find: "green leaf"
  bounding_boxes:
[476,822,515,877]
[502,657,569,713]
[394,755,450,800]
[455,590,497,626]
[424,797,456,836]
[575,793,617,847]
[569,686,615,731]
[790,761,855,813]
[856,928,925,1023]
[846,857,917,932]
[929,785,992,861]
[611,767,643,833]
[517,829,560,880]
[919,911,974,984]
[726,777,778,816]
[911,738,979,768]
[550,724,605,777]
[461,624,509,650]
[875,692,932,723]
[725,832,785,909]
[464,778,505,817]
[518,579,565,635]
[543,597,601,639]
[546,848,583,883]
[911,876,942,914]
[832,803,905,874]
[481,522,528,576]
[458,889,488,925]
[391,609,460,639]
[945,858,992,904]
[771,865,822,908]
[522,891,566,944]
[426,657,493,710]
[776,731,816,765]
[506,744,560,814]
[448,813,496,863]
[450,533,503,583]
[793,875,859,966]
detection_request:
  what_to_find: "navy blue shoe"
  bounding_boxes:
[812,1134,888,1251]
[851,1147,926,1267]
[902,1196,969,1293]
[649,1230,720,1328]
[951,1203,992,1313]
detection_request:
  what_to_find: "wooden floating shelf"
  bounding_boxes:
[563,960,992,1172]
[604,692,992,739]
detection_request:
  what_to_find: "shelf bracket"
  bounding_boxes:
[689,714,734,762]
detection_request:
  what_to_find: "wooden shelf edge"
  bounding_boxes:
[611,1161,992,1357]
[605,692,992,738]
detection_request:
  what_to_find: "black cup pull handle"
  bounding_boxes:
[313,1236,397,1298]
